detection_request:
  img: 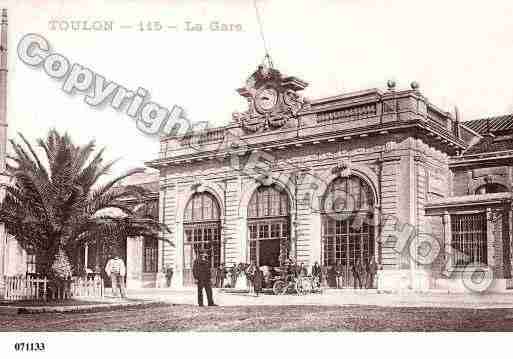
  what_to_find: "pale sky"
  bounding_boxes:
[2,0,513,178]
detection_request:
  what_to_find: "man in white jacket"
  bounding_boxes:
[105,255,127,298]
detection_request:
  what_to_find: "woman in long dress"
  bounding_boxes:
[229,264,238,288]
[225,270,232,288]
[246,262,257,294]
[234,263,249,290]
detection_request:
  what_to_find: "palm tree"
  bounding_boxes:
[0,129,170,282]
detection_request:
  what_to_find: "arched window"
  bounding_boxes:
[184,192,220,222]
[248,185,289,218]
[321,176,375,288]
[475,183,508,195]
[322,176,374,212]
[183,192,221,286]
[247,185,290,267]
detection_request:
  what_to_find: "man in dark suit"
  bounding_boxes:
[192,251,216,306]
[352,258,364,289]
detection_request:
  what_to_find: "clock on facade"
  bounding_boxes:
[254,87,278,113]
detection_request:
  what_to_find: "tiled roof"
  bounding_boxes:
[463,114,513,134]
[134,181,159,193]
[461,114,513,155]
[464,133,513,155]
[114,170,159,193]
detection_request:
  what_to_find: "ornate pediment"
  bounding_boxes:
[232,64,309,133]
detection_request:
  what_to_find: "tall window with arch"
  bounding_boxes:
[321,175,375,288]
[247,185,290,267]
[183,191,221,286]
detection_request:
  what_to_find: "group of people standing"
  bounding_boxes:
[193,255,266,305]
[210,257,379,291]
[211,260,311,295]
[193,250,380,307]
[210,262,250,289]
[245,262,264,296]
[218,262,265,296]
[324,257,378,289]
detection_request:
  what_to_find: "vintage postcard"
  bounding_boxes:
[0,0,512,357]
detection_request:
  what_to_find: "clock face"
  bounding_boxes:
[255,88,278,112]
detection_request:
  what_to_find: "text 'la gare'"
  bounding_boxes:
[185,21,243,32]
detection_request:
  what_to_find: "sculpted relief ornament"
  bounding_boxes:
[232,64,309,133]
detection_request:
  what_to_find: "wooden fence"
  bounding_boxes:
[70,277,104,298]
[4,276,48,301]
[3,276,104,301]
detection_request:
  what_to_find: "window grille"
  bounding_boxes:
[321,176,375,268]
[451,213,487,266]
[321,215,374,267]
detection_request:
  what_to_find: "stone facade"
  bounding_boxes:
[143,65,513,293]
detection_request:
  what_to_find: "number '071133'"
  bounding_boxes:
[14,342,46,351]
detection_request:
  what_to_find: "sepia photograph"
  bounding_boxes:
[1,0,513,356]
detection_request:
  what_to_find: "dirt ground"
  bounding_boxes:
[2,304,513,331]
[0,299,112,307]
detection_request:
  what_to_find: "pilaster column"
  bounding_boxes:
[155,234,166,288]
[156,187,167,288]
[291,218,299,261]
[486,207,495,269]
[443,211,452,270]
[509,206,513,278]
[239,216,247,264]
[310,212,322,265]
[174,220,184,287]
[398,150,416,271]
[126,236,143,289]
[220,222,226,265]
[373,207,381,263]
[84,243,89,270]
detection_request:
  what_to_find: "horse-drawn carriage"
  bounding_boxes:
[261,266,322,295]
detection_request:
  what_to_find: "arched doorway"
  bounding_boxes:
[321,175,375,288]
[247,185,290,267]
[183,192,221,286]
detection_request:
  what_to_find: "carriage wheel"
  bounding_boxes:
[272,280,287,295]
[311,277,320,293]
[295,277,313,295]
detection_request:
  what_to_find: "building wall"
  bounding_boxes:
[424,205,512,292]
[452,165,512,196]
[3,235,28,277]
[159,130,456,290]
